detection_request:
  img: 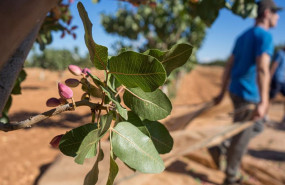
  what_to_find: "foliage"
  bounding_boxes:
[200,59,226,67]
[26,47,92,71]
[45,2,193,184]
[100,0,256,99]
[101,0,205,66]
[0,70,27,123]
[36,0,154,50]
[274,43,285,55]
[101,0,257,66]
[36,0,77,50]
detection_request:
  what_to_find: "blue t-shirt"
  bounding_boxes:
[272,50,285,83]
[229,26,274,103]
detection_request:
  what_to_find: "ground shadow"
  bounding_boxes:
[33,161,54,185]
[166,160,219,185]
[164,102,214,131]
[22,86,48,90]
[265,120,285,131]
[248,149,285,161]
[10,111,91,129]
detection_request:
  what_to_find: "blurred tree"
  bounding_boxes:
[101,0,257,70]
[102,0,206,67]
[101,0,256,97]
[26,47,92,71]
[274,43,285,54]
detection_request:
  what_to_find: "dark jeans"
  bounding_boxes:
[270,78,285,99]
[211,93,264,184]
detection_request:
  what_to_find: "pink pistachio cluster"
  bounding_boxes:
[45,64,91,108]
[48,64,92,150]
[46,83,74,107]
[68,64,91,77]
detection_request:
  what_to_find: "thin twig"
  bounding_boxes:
[0,100,107,132]
[115,86,125,97]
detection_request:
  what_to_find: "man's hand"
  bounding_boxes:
[252,102,268,120]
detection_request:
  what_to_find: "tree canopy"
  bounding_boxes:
[101,0,257,64]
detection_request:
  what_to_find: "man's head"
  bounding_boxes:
[257,0,282,28]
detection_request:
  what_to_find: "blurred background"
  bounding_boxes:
[1,0,285,185]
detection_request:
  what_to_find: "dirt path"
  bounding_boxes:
[0,66,284,185]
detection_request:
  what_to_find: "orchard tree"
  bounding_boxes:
[101,0,257,66]
[27,48,92,71]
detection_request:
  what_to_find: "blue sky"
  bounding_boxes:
[47,0,285,63]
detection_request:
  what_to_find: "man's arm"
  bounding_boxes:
[270,61,279,79]
[214,55,234,105]
[254,53,271,119]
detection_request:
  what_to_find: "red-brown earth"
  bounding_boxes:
[0,66,284,185]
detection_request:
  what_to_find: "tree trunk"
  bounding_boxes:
[0,23,42,114]
[0,0,59,69]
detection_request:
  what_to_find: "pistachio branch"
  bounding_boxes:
[0,100,107,132]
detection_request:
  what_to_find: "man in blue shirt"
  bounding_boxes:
[270,47,285,121]
[211,0,282,184]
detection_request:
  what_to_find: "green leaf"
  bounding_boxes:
[11,69,27,95]
[2,96,12,114]
[59,123,97,157]
[127,111,150,136]
[74,111,112,164]
[197,0,225,26]
[143,49,166,62]
[109,51,166,92]
[0,112,9,124]
[75,128,101,164]
[87,72,105,88]
[84,143,104,185]
[161,43,193,76]
[231,0,257,18]
[143,120,173,154]
[77,2,108,70]
[101,86,128,120]
[81,78,103,98]
[99,112,113,137]
[106,156,119,185]
[144,43,193,76]
[123,88,172,121]
[111,122,164,173]
[107,74,121,93]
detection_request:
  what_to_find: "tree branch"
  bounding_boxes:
[0,100,107,132]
